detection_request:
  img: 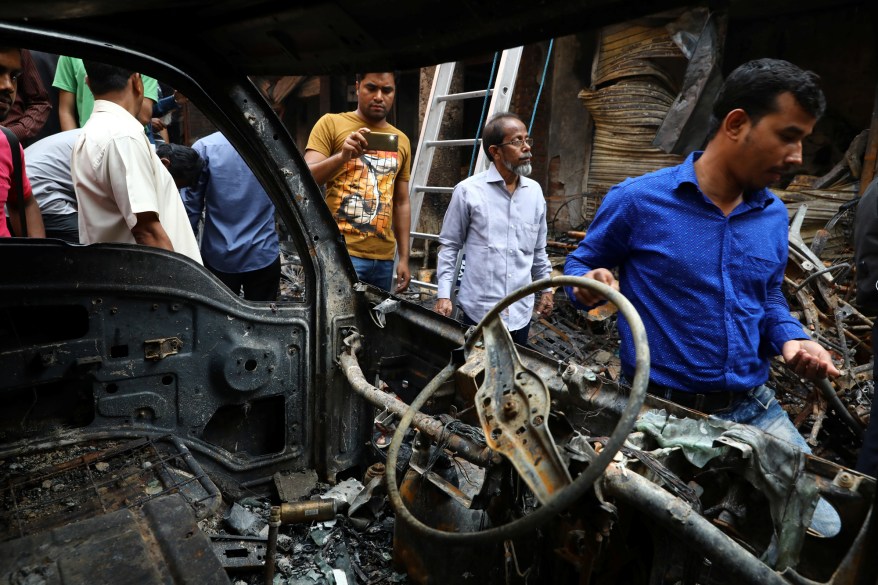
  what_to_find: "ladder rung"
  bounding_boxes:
[412,186,454,195]
[425,139,480,148]
[401,47,523,290]
[409,280,438,291]
[411,232,440,242]
[437,89,492,103]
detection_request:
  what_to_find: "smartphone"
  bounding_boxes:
[365,131,398,152]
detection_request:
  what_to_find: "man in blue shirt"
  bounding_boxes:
[565,59,839,532]
[155,142,203,190]
[181,131,281,301]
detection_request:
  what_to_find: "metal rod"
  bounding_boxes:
[815,378,865,439]
[600,463,790,585]
[169,435,222,515]
[264,506,280,585]
[437,89,491,102]
[792,263,850,293]
[411,186,454,194]
[425,139,480,148]
[279,500,338,523]
[339,338,497,468]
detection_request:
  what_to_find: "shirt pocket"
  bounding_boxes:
[733,252,782,309]
[517,222,540,254]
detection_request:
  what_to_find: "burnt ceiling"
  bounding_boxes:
[1,0,869,76]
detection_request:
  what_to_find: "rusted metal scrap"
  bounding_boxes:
[781,201,873,463]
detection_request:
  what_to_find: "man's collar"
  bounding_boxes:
[487,163,529,188]
[487,164,505,183]
[676,151,702,187]
[676,150,773,209]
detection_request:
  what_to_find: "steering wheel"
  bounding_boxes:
[385,276,649,543]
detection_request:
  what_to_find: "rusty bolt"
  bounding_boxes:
[836,472,855,489]
[532,415,544,426]
[502,400,518,419]
[364,462,386,484]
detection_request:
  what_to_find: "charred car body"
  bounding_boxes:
[0,1,876,584]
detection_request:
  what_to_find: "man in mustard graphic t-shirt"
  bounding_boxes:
[304,72,411,293]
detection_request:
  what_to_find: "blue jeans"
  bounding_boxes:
[714,385,841,537]
[349,256,394,291]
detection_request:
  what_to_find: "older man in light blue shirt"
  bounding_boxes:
[434,112,553,346]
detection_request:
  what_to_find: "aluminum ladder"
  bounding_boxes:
[399,47,524,302]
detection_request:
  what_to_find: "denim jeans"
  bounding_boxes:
[713,384,841,537]
[349,256,394,291]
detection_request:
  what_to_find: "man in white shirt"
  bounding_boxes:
[70,60,201,264]
[434,112,553,346]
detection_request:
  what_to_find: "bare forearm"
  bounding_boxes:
[7,197,45,237]
[133,229,174,251]
[25,199,45,237]
[305,131,367,186]
[131,213,174,251]
[306,151,347,185]
[57,91,79,131]
[392,199,411,263]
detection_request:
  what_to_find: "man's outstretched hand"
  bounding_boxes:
[782,339,841,379]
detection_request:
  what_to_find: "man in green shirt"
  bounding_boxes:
[52,55,158,132]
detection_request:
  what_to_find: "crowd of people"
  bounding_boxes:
[0,47,281,301]
[0,47,875,495]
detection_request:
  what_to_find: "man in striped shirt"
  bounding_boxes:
[0,47,45,238]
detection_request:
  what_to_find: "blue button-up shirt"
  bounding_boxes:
[437,165,552,331]
[181,132,279,273]
[564,152,806,392]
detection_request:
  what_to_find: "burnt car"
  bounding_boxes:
[0,1,876,584]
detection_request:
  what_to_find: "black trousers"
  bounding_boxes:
[43,212,80,243]
[460,311,530,347]
[206,256,281,302]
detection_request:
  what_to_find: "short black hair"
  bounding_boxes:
[355,72,399,84]
[156,142,204,188]
[482,112,524,160]
[82,60,135,95]
[707,58,826,139]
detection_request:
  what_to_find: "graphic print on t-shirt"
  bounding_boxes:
[335,150,398,238]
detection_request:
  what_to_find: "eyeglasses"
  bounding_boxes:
[496,137,534,149]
